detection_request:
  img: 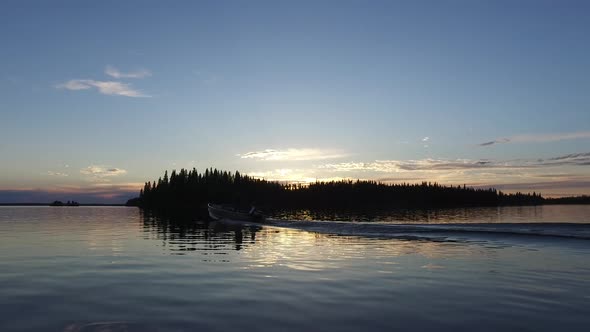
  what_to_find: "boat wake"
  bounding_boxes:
[260,219,590,241]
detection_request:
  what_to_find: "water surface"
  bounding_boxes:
[1,206,589,331]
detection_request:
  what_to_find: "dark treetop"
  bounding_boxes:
[131,168,547,210]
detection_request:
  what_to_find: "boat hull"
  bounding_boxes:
[208,204,266,223]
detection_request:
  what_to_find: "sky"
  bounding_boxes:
[1,0,589,203]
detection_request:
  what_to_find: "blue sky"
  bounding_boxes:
[1,0,589,203]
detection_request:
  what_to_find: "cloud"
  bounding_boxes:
[238,148,348,161]
[247,169,317,183]
[480,131,590,146]
[547,152,590,161]
[320,159,505,172]
[57,80,93,90]
[478,138,511,146]
[541,152,590,166]
[46,171,68,177]
[375,176,428,183]
[319,152,590,173]
[479,141,496,146]
[80,166,127,178]
[105,65,151,79]
[246,169,350,184]
[422,137,429,142]
[511,131,590,143]
[472,180,590,191]
[56,79,149,97]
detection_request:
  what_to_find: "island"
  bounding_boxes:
[125,168,589,211]
[50,200,80,207]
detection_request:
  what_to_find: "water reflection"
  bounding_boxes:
[64,321,158,332]
[271,205,590,223]
[0,207,588,332]
[271,206,487,222]
[138,209,479,267]
[140,210,263,254]
[139,205,590,261]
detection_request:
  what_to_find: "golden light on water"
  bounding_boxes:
[238,226,476,273]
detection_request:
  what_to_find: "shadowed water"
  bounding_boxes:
[0,206,589,332]
[271,204,590,223]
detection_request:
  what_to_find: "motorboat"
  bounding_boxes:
[207,203,266,222]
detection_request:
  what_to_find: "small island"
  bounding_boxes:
[50,200,80,207]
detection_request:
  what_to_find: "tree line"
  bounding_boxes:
[130,168,545,210]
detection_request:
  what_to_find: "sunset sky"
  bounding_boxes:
[1,0,589,203]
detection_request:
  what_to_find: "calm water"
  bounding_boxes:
[1,206,589,332]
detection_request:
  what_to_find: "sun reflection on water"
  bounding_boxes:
[2,207,590,332]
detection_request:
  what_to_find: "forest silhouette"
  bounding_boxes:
[133,168,547,211]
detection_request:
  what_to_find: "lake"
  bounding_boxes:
[1,205,589,332]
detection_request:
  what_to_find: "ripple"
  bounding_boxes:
[1,206,589,332]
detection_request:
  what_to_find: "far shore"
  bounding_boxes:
[0,203,127,207]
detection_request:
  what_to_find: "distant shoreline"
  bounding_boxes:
[0,203,127,207]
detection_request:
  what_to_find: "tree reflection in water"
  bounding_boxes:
[140,209,262,253]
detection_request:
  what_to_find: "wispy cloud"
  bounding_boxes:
[238,148,348,161]
[105,65,151,79]
[56,79,149,97]
[548,152,590,161]
[480,131,590,146]
[478,138,511,146]
[422,137,429,142]
[246,169,350,184]
[320,160,506,172]
[247,169,317,183]
[56,65,152,97]
[542,152,590,166]
[80,166,127,178]
[375,176,427,183]
[474,180,590,191]
[46,171,68,177]
[512,131,590,143]
[320,152,590,173]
